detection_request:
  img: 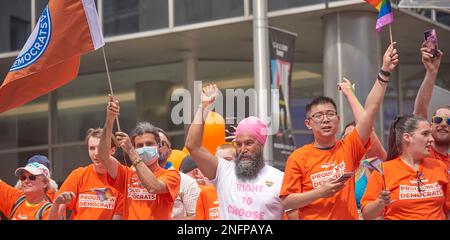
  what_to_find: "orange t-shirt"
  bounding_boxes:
[195,184,219,220]
[361,157,450,220]
[280,129,370,220]
[108,164,180,220]
[46,189,56,202]
[57,164,123,220]
[0,180,51,220]
[429,147,450,172]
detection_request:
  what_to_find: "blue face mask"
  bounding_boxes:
[136,146,159,165]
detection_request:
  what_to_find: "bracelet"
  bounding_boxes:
[379,69,391,77]
[132,157,143,167]
[377,74,389,83]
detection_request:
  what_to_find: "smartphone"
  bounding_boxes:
[332,172,354,183]
[424,29,439,58]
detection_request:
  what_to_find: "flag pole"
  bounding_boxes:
[101,46,121,132]
[101,46,125,165]
[380,159,387,190]
[388,24,393,45]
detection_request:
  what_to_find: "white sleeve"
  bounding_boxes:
[182,177,201,215]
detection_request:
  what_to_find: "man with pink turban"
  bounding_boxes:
[186,84,285,220]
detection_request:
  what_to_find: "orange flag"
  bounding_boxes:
[0,0,104,113]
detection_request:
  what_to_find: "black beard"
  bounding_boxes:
[235,151,265,180]
[158,152,169,166]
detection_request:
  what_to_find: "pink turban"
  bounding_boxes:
[234,116,268,145]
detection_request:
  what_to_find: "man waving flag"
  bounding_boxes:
[0,0,104,114]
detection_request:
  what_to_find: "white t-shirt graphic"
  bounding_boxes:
[212,158,285,220]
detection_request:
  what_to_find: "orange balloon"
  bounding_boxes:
[202,112,226,154]
[167,149,187,171]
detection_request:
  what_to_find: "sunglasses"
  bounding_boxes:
[19,175,37,181]
[416,171,424,193]
[432,116,450,125]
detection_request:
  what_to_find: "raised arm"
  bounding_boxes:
[98,95,120,179]
[185,84,219,180]
[355,43,399,145]
[114,132,170,194]
[338,78,387,161]
[413,42,443,119]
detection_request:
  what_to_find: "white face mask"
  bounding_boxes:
[136,146,159,166]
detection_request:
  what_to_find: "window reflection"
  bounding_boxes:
[0,95,48,149]
[0,0,31,52]
[175,0,244,26]
[104,0,168,36]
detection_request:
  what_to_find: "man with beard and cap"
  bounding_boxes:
[413,43,448,171]
[186,84,285,220]
[155,127,200,220]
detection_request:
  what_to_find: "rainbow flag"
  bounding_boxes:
[92,188,111,202]
[362,157,384,174]
[365,0,394,32]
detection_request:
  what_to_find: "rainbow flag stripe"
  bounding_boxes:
[365,0,394,31]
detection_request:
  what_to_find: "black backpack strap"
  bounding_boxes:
[35,202,52,220]
[9,195,27,220]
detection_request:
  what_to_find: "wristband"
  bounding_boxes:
[377,74,389,83]
[379,69,391,77]
[132,157,143,167]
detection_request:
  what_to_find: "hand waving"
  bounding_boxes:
[201,84,218,109]
[338,77,355,96]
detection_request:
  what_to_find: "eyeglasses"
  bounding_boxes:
[432,116,450,126]
[416,171,424,193]
[309,110,337,123]
[19,175,37,181]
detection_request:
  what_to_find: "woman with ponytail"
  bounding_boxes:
[361,115,450,220]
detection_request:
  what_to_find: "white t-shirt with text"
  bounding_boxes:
[211,158,285,220]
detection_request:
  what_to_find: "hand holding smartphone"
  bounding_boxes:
[332,172,354,184]
[424,28,439,58]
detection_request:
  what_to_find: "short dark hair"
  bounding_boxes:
[129,122,161,147]
[305,96,337,116]
[179,155,197,174]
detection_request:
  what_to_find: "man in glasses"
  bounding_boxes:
[428,107,450,170]
[413,42,448,170]
[0,162,52,220]
[280,43,399,219]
